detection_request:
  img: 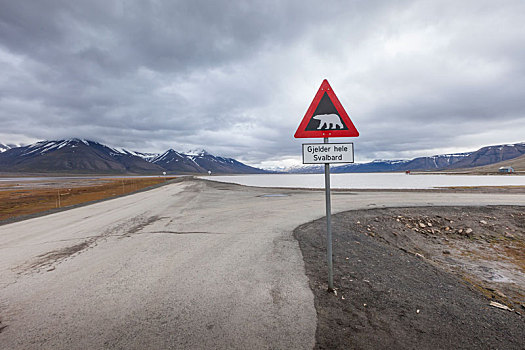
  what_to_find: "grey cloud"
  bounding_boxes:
[0,0,524,166]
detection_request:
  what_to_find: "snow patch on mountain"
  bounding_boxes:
[1,144,10,153]
[0,143,14,153]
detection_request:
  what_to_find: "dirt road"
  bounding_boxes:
[1,179,524,349]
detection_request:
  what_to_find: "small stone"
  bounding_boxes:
[480,220,487,225]
[427,222,433,227]
[416,309,420,314]
[458,229,463,234]
[444,227,450,231]
[419,223,427,228]
[465,228,473,234]
[356,221,361,224]
[396,218,400,222]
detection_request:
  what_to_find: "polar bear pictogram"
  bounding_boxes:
[313,114,343,130]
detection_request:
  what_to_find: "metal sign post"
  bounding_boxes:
[324,137,334,291]
[294,79,359,293]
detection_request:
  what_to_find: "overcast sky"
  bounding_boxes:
[1,0,524,168]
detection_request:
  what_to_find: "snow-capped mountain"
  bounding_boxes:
[132,151,159,162]
[0,139,164,174]
[151,148,265,174]
[0,139,266,174]
[150,149,204,173]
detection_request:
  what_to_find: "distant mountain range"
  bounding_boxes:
[0,139,266,174]
[1,139,523,175]
[284,142,525,173]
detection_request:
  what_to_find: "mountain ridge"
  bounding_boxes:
[0,139,266,174]
[1,139,523,175]
[285,142,525,173]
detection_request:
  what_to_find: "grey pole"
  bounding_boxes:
[324,137,334,292]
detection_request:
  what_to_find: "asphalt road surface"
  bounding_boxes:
[1,179,524,349]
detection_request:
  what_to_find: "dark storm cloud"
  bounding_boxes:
[1,0,524,167]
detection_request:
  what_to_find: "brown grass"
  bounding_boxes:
[501,241,525,273]
[0,177,177,221]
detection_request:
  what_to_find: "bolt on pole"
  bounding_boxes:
[324,137,334,292]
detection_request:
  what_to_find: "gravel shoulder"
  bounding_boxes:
[294,205,525,350]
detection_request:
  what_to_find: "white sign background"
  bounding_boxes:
[302,143,354,164]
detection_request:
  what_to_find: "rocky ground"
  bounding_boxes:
[294,205,525,350]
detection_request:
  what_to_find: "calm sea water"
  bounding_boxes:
[201,173,525,190]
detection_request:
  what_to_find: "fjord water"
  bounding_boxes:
[202,173,525,190]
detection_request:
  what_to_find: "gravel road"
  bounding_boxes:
[1,178,524,349]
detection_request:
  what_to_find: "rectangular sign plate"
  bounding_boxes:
[302,143,354,164]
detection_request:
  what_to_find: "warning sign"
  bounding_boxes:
[294,79,359,138]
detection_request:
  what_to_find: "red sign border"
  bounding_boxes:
[294,79,359,138]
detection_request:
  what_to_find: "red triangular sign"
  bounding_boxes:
[294,79,359,138]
